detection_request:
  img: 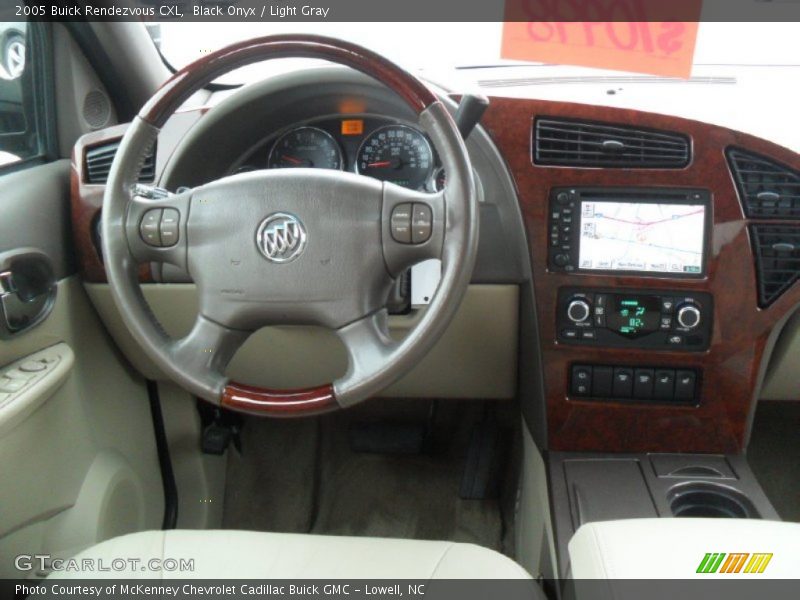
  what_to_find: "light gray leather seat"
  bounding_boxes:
[50,530,532,579]
[569,518,800,579]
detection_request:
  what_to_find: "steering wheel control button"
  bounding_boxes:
[411,203,433,243]
[390,203,413,243]
[159,209,180,247]
[140,209,163,247]
[571,365,592,396]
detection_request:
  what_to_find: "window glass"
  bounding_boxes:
[0,21,40,168]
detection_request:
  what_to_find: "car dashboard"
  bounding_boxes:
[70,65,800,461]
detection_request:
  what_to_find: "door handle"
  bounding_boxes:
[0,248,56,338]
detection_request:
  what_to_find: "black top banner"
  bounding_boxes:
[1,0,800,22]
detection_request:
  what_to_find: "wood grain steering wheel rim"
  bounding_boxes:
[102,35,478,417]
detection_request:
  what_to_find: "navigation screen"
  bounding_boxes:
[578,201,705,274]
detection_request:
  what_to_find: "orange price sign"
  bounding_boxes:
[501,0,702,78]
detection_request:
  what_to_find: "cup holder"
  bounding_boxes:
[668,482,759,518]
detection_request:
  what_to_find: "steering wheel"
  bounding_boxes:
[102,35,478,417]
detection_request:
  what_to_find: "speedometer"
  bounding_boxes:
[267,126,343,170]
[356,125,433,189]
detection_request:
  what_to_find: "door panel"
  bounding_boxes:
[0,160,163,577]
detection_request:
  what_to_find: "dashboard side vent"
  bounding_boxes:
[533,118,690,168]
[727,148,800,219]
[750,225,800,307]
[84,140,156,184]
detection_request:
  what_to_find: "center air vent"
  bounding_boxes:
[727,148,800,219]
[750,224,800,307]
[533,118,690,168]
[84,140,155,184]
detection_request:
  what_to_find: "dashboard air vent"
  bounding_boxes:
[727,148,800,219]
[750,224,800,307]
[533,118,690,168]
[84,140,155,184]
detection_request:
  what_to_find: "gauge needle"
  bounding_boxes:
[282,155,309,166]
[368,159,404,169]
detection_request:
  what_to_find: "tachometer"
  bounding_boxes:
[267,126,343,170]
[356,125,433,189]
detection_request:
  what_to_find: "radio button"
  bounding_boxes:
[633,369,655,399]
[612,368,634,397]
[676,304,702,329]
[654,370,676,399]
[556,191,570,205]
[567,299,591,323]
[571,365,592,396]
[553,254,570,267]
[567,300,592,323]
[675,370,697,401]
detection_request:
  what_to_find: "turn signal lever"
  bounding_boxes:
[454,93,489,141]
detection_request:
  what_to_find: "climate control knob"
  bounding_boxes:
[676,304,702,329]
[567,299,591,324]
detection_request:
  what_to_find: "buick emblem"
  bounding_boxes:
[256,212,307,263]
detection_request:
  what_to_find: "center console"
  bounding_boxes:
[481,93,800,586]
[549,452,781,578]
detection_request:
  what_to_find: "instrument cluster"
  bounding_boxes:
[232,115,444,192]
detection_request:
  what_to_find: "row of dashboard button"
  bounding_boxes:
[571,364,698,403]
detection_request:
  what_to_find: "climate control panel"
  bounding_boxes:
[557,288,713,350]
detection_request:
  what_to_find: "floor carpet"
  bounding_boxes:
[222,401,512,553]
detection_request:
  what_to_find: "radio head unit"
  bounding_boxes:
[557,288,712,351]
[549,187,711,277]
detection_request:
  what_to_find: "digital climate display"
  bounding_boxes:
[578,201,706,275]
[606,295,661,338]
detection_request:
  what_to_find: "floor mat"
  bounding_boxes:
[311,439,502,549]
[222,401,510,553]
[748,400,800,522]
[223,418,318,533]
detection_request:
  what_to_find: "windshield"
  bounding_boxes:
[150,22,800,151]
[154,22,800,79]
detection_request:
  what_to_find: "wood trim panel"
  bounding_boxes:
[70,112,205,283]
[222,381,338,417]
[70,124,153,283]
[482,97,800,454]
